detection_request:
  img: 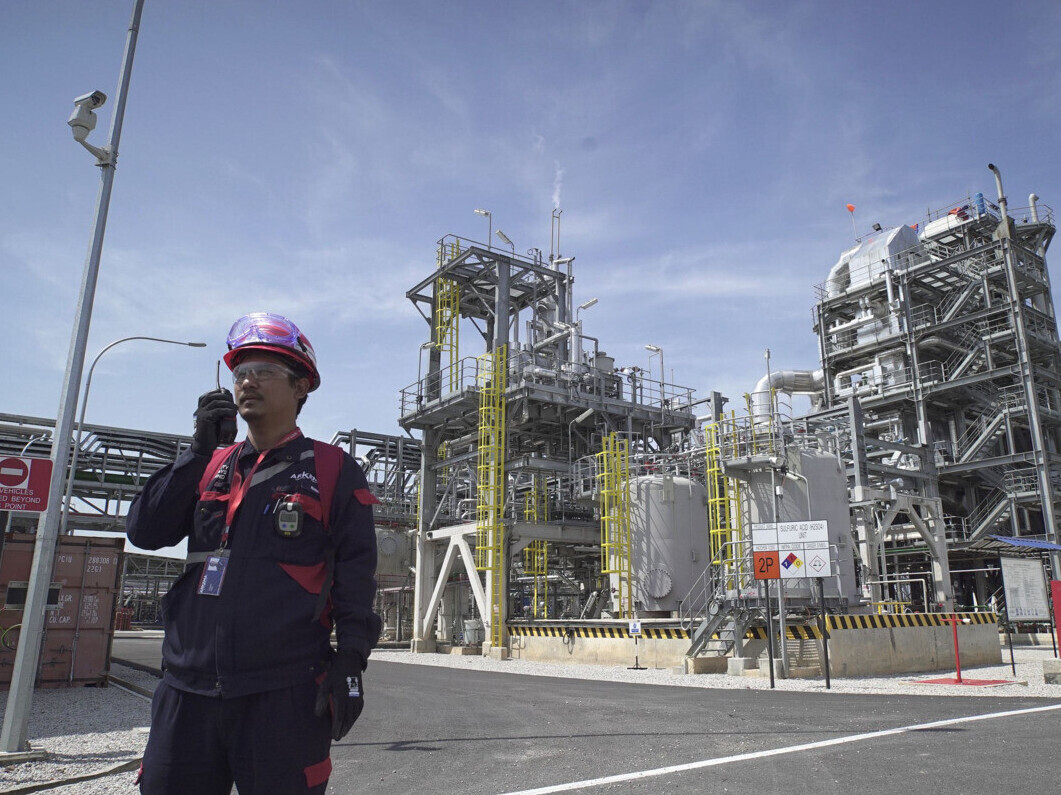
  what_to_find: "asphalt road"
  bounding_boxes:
[112,638,1061,795]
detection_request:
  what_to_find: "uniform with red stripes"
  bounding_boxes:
[127,313,382,795]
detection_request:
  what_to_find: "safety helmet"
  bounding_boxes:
[223,312,321,391]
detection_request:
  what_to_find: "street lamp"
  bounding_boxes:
[2,0,146,755]
[577,297,598,322]
[645,345,664,407]
[495,229,515,255]
[474,208,492,250]
[59,336,206,535]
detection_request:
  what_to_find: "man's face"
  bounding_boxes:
[232,351,309,423]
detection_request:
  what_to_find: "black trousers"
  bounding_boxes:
[139,680,333,795]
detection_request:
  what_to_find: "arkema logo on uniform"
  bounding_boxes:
[290,472,317,485]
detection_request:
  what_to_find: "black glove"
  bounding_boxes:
[314,651,365,741]
[191,388,238,455]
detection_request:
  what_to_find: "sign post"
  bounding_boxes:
[627,620,645,671]
[818,577,831,690]
[1051,580,1061,660]
[753,520,834,688]
[763,581,775,689]
[1000,556,1051,676]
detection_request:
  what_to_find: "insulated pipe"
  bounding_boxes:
[751,369,824,421]
[825,258,850,298]
[1029,193,1040,223]
[917,336,968,353]
[531,327,569,353]
[987,163,1010,237]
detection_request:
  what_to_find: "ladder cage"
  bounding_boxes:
[474,346,508,647]
[434,273,460,393]
[596,432,633,618]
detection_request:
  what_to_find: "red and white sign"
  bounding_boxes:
[0,456,54,513]
[751,521,834,579]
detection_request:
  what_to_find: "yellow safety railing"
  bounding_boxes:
[522,540,548,619]
[475,346,507,648]
[522,476,548,524]
[706,423,742,568]
[597,432,633,619]
[438,440,449,486]
[434,274,460,393]
[713,406,782,461]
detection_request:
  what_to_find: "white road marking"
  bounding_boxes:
[500,702,1061,794]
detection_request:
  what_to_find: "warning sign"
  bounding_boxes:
[754,551,780,581]
[0,456,54,513]
[751,521,834,579]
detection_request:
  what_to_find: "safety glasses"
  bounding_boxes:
[231,362,296,385]
[226,312,302,351]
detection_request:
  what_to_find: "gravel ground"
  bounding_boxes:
[0,664,154,794]
[1,647,1059,793]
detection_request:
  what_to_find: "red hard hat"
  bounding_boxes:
[223,312,321,391]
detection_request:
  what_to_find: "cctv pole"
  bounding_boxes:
[1,0,145,755]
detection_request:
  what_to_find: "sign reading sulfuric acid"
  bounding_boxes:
[751,521,834,580]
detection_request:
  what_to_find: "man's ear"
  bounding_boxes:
[294,377,311,401]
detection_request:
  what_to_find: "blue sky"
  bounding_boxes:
[5,0,1061,447]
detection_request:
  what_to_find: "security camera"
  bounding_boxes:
[68,105,98,141]
[67,91,111,164]
[73,91,107,109]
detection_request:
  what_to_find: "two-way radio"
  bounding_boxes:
[216,360,238,446]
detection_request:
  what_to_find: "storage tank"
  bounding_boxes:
[740,448,858,603]
[375,529,413,581]
[617,475,709,614]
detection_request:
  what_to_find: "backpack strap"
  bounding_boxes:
[186,444,241,568]
[312,440,344,530]
[311,441,346,623]
[197,443,242,498]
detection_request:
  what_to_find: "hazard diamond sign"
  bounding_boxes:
[0,456,54,513]
[751,521,835,579]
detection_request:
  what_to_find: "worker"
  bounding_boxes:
[127,312,382,795]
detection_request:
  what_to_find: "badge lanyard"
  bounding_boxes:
[199,427,302,598]
[219,427,303,551]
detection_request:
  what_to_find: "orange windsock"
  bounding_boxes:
[846,204,856,213]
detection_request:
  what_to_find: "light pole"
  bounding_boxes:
[1,0,146,755]
[645,344,664,386]
[577,297,598,323]
[645,344,664,413]
[60,336,206,535]
[474,208,492,250]
[495,229,515,256]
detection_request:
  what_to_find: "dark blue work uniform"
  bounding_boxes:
[127,432,381,794]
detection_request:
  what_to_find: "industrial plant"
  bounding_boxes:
[2,166,1056,680]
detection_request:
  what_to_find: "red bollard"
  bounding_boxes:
[941,615,966,683]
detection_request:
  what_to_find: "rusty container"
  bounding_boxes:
[0,533,124,688]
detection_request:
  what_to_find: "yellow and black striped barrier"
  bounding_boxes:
[826,612,997,630]
[508,625,690,640]
[507,613,997,642]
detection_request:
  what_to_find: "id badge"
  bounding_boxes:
[197,554,230,596]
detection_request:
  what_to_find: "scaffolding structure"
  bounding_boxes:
[0,412,188,535]
[797,181,1059,608]
[401,236,697,652]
